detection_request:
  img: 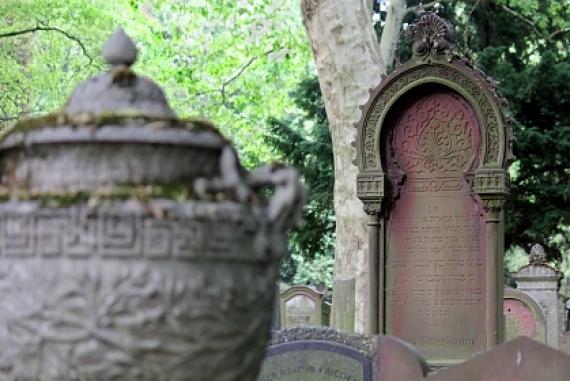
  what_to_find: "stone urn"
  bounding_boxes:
[0,29,304,381]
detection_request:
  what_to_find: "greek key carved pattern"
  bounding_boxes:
[362,64,501,170]
[0,202,274,381]
[0,205,261,261]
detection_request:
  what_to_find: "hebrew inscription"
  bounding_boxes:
[384,87,487,363]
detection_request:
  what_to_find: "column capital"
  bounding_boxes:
[357,173,385,216]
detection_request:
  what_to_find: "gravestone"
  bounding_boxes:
[257,327,428,381]
[427,336,570,381]
[354,11,512,366]
[280,285,330,328]
[332,278,356,332]
[504,288,546,344]
[512,244,563,348]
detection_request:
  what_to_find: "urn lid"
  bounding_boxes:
[64,28,175,117]
[0,28,227,195]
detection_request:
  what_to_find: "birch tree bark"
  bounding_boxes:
[300,0,407,333]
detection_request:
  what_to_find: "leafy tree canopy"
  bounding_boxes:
[0,0,312,166]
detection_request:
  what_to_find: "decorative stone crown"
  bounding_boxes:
[64,28,175,117]
[529,243,547,265]
[406,10,454,60]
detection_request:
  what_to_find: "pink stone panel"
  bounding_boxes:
[384,86,486,364]
[504,299,536,338]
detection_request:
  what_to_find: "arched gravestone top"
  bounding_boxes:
[355,11,514,215]
[504,288,547,344]
[258,327,429,381]
[280,285,329,328]
[354,11,513,367]
[426,336,570,381]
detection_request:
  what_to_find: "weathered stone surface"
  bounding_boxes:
[374,336,429,381]
[354,11,511,365]
[280,285,330,328]
[0,29,306,381]
[332,278,356,332]
[258,328,374,381]
[504,288,546,344]
[512,257,563,348]
[383,86,487,365]
[257,327,428,381]
[427,337,570,381]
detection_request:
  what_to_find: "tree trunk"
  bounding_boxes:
[300,0,406,333]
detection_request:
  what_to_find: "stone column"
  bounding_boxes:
[481,198,506,347]
[356,173,385,335]
[513,244,563,348]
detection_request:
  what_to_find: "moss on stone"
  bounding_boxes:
[0,183,196,207]
[0,112,224,141]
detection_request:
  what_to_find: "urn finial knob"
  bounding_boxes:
[102,27,137,67]
[529,243,547,264]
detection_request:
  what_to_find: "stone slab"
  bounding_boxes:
[332,278,356,332]
[427,336,570,381]
[504,288,546,344]
[383,87,488,365]
[280,285,328,328]
[258,340,371,381]
[257,327,428,381]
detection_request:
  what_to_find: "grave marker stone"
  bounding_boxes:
[280,285,330,328]
[257,327,428,381]
[332,278,356,332]
[512,244,563,348]
[504,288,546,344]
[427,336,570,381]
[354,11,512,366]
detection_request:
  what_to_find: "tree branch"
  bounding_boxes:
[462,0,482,52]
[195,49,274,106]
[406,0,449,15]
[501,5,544,39]
[0,22,93,64]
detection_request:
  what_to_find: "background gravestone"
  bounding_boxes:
[427,336,570,381]
[280,285,330,328]
[331,278,356,332]
[512,244,563,348]
[504,288,546,344]
[354,11,512,366]
[257,327,428,381]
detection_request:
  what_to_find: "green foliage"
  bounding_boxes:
[450,0,570,260]
[0,0,312,167]
[265,77,335,287]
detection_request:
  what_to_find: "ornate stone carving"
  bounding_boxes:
[0,29,305,381]
[357,174,384,215]
[529,244,547,265]
[392,91,478,174]
[359,63,506,172]
[357,174,384,199]
[474,169,510,196]
[407,11,453,60]
[363,202,382,216]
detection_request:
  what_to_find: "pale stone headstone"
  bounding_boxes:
[427,337,570,381]
[332,278,356,332]
[504,288,546,344]
[280,285,330,328]
[512,244,563,348]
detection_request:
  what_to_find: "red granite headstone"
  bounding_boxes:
[355,11,512,367]
[384,86,487,364]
